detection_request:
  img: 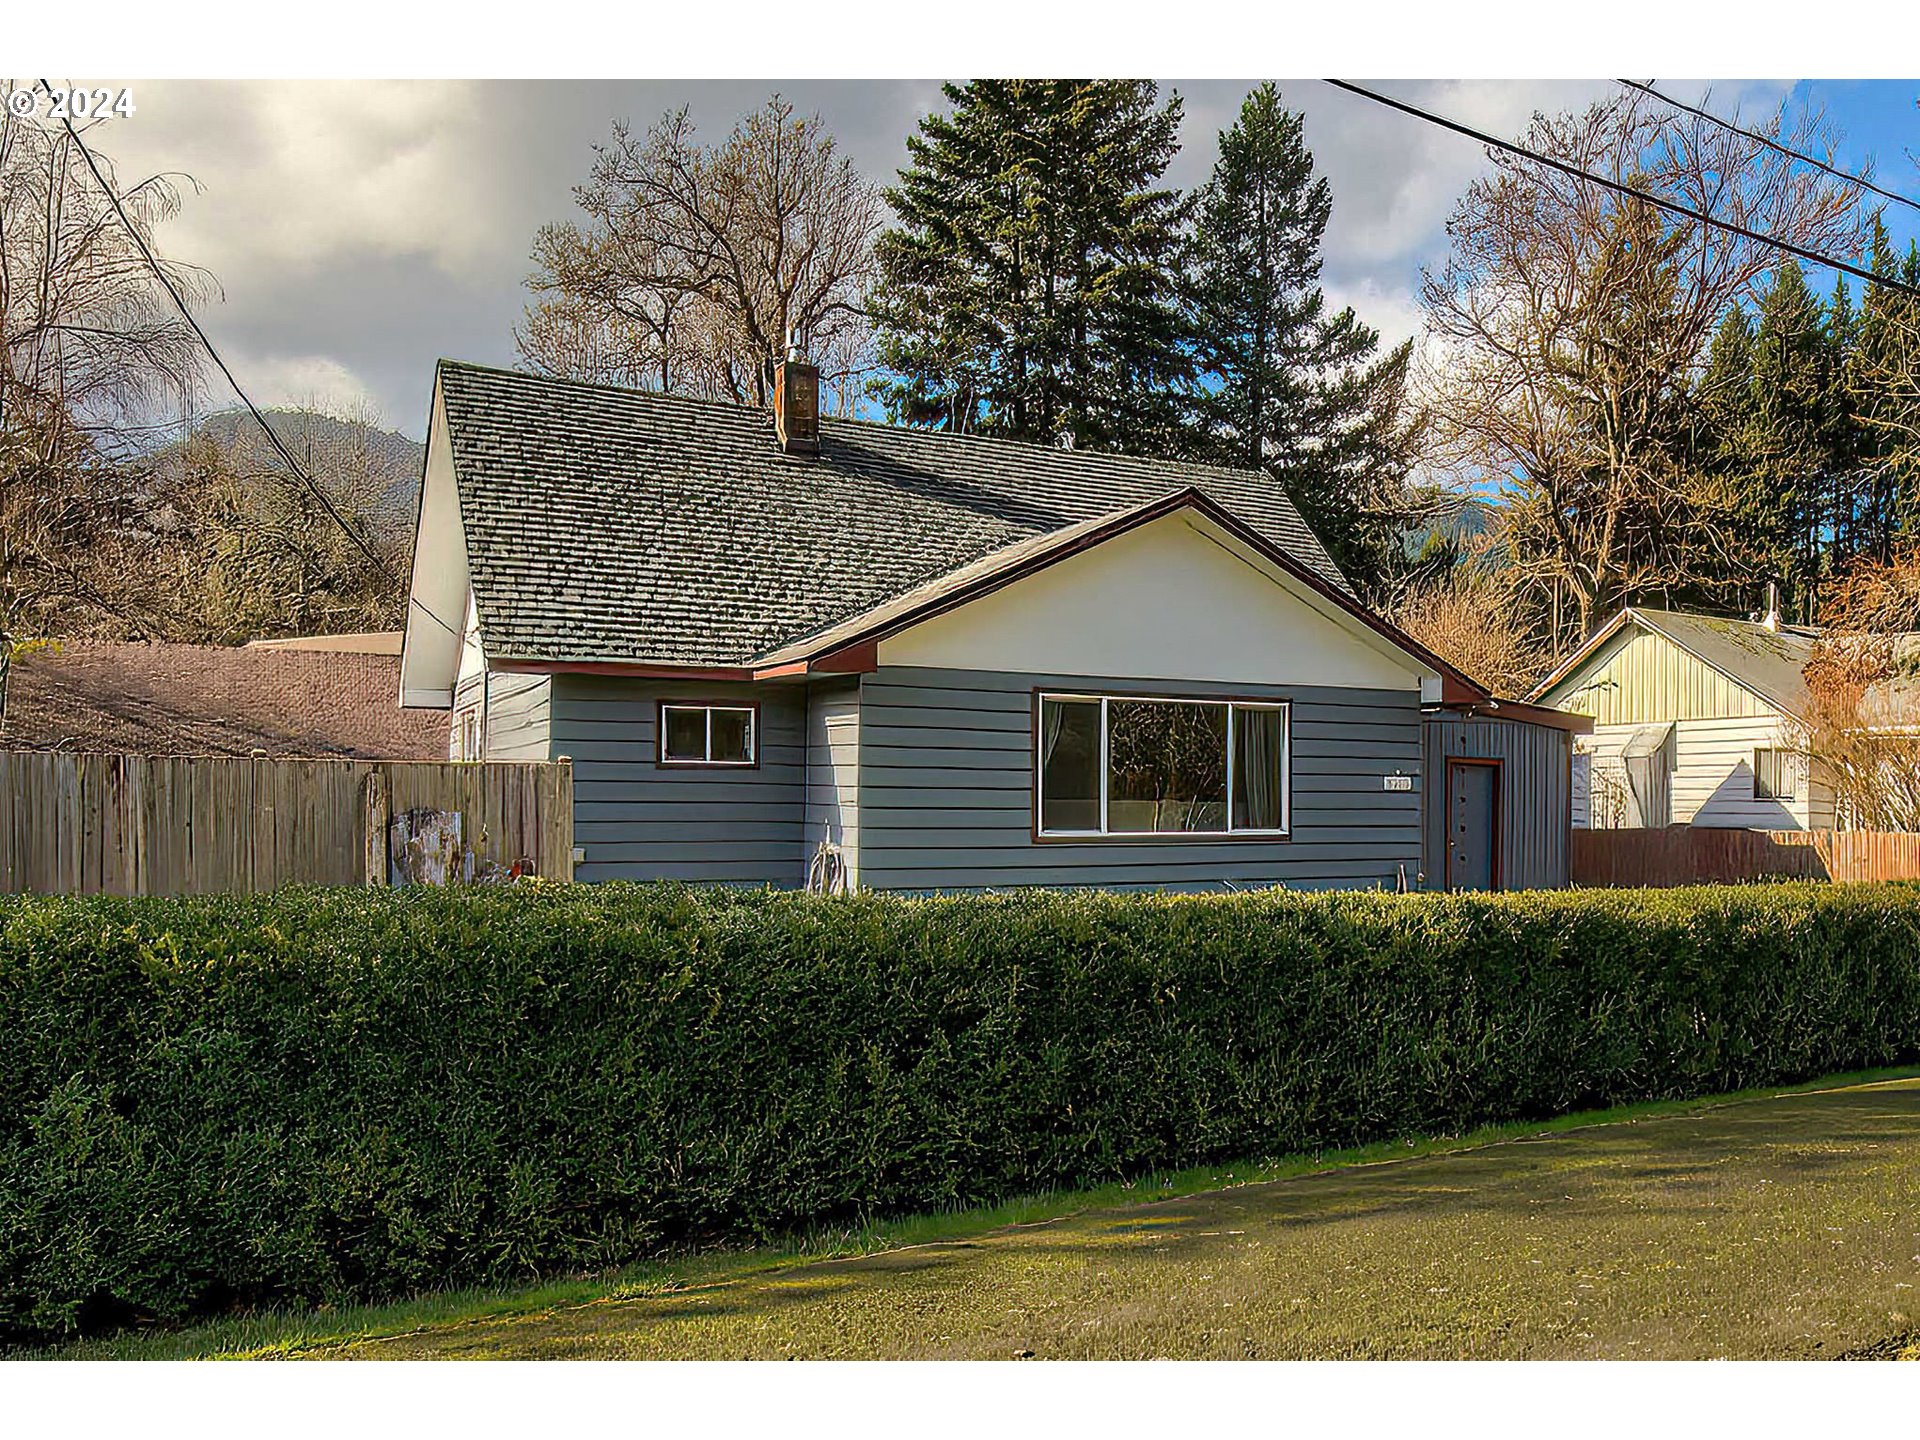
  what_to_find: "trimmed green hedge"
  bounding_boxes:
[3,881,1918,1342]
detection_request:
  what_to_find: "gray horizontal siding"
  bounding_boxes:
[856,666,1422,894]
[1423,715,1572,890]
[552,675,806,885]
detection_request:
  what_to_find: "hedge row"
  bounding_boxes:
[3,881,1919,1342]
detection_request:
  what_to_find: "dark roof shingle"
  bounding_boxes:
[437,361,1348,667]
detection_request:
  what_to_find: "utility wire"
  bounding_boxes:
[1617,78,1920,217]
[36,79,460,641]
[1323,79,1920,303]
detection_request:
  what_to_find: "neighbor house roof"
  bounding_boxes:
[4,641,447,758]
[246,630,403,655]
[429,360,1352,672]
[1530,606,1823,717]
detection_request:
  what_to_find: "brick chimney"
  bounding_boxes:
[773,348,820,455]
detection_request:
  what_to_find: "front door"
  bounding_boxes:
[1446,759,1501,892]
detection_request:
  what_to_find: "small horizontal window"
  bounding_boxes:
[659,704,757,766]
[1037,693,1289,838]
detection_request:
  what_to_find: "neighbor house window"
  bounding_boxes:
[1753,747,1796,802]
[1036,693,1289,837]
[659,703,757,766]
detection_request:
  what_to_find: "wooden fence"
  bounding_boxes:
[0,752,573,896]
[1571,826,1920,888]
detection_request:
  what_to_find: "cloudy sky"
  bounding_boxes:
[91,78,1920,439]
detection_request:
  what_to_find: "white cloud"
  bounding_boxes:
[1324,275,1427,354]
[105,80,507,290]
[223,352,380,414]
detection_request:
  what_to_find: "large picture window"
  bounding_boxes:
[1036,693,1289,838]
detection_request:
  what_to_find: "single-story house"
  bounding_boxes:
[400,358,1583,892]
[1530,605,1834,830]
[6,638,445,759]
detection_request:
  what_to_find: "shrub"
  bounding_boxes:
[1,881,1917,1342]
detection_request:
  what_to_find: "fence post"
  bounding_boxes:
[363,769,390,887]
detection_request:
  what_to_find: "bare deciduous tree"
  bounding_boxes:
[518,96,882,413]
[0,100,214,718]
[1802,544,1920,830]
[1419,91,1864,652]
[150,402,415,643]
[1389,571,1548,698]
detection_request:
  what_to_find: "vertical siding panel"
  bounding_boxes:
[1423,715,1572,890]
[1550,628,1772,725]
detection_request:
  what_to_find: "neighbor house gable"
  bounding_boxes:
[1533,611,1793,725]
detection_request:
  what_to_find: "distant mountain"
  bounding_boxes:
[183,408,425,527]
[1402,493,1507,573]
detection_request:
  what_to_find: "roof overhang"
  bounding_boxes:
[748,487,1488,704]
[487,637,880,685]
[1436,696,1595,734]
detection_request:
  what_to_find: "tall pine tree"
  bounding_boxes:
[1849,218,1920,551]
[1185,83,1416,592]
[869,80,1194,454]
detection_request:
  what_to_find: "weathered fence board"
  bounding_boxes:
[1571,827,1920,888]
[0,753,573,896]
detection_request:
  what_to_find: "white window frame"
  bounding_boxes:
[1035,691,1291,840]
[658,703,758,767]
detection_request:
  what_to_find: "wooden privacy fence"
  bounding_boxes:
[0,752,573,897]
[1571,827,1920,888]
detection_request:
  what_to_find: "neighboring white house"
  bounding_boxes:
[1531,606,1833,831]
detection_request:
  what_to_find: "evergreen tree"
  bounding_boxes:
[1185,83,1416,592]
[1849,219,1920,551]
[1740,261,1850,617]
[869,80,1194,454]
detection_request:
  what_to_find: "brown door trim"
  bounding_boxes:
[1444,756,1503,892]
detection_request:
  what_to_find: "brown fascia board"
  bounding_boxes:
[489,658,767,682]
[1440,696,1596,734]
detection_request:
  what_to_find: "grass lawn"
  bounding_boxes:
[44,1072,1920,1361]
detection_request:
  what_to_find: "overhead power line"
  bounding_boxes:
[1323,79,1920,303]
[1616,78,1920,217]
[36,79,459,641]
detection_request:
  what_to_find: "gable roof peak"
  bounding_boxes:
[424,359,1352,671]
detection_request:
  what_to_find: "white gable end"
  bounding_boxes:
[877,511,1430,692]
[399,378,470,708]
